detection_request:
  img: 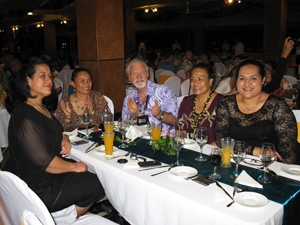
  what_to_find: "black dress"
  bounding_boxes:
[214,94,300,164]
[4,103,105,212]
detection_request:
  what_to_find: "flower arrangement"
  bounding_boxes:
[151,136,176,156]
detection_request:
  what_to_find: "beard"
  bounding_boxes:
[134,79,146,89]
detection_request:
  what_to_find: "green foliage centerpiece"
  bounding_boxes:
[151,136,176,156]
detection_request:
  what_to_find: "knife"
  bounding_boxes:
[138,165,169,172]
[267,169,300,184]
[85,142,97,153]
[216,181,233,200]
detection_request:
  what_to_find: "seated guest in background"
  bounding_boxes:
[56,68,109,131]
[4,57,105,216]
[263,37,294,93]
[177,63,222,144]
[215,62,239,95]
[179,50,195,78]
[158,49,176,73]
[122,58,178,134]
[272,77,293,99]
[215,59,299,164]
[199,52,210,64]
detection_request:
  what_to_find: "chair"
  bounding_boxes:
[155,69,165,83]
[177,95,187,108]
[181,79,194,96]
[149,67,155,83]
[158,70,175,85]
[0,171,117,225]
[214,62,226,75]
[164,76,181,97]
[177,69,186,79]
[54,78,63,104]
[293,110,300,143]
[58,69,74,98]
[283,75,298,86]
[104,95,114,120]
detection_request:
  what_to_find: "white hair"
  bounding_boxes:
[126,58,149,74]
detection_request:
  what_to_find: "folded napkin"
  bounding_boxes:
[236,170,263,189]
[63,128,78,137]
[126,125,143,141]
[78,129,93,136]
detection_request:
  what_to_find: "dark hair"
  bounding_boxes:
[236,59,265,80]
[191,63,214,79]
[5,57,57,114]
[264,59,277,70]
[71,68,92,82]
[163,49,174,59]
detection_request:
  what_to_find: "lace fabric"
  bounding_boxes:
[215,94,299,164]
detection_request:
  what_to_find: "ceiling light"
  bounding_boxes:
[145,8,149,13]
[228,0,233,3]
[15,27,18,30]
[28,12,33,15]
[151,8,158,12]
[37,24,40,28]
[238,0,241,3]
[60,20,67,24]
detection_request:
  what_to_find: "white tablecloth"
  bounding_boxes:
[0,108,10,162]
[70,138,284,225]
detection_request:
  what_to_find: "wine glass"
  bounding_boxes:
[81,111,91,139]
[171,134,184,166]
[209,148,222,179]
[146,121,152,145]
[118,121,129,148]
[102,108,111,123]
[230,141,246,179]
[195,127,208,161]
[258,143,276,184]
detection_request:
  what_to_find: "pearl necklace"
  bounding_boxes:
[28,99,51,118]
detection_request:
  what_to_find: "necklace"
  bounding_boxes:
[74,94,87,111]
[242,94,261,113]
[137,96,148,115]
[28,99,51,118]
[192,89,214,129]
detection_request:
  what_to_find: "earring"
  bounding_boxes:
[29,83,31,87]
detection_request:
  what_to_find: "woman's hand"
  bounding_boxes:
[281,37,294,59]
[87,96,94,115]
[128,98,138,114]
[61,135,71,157]
[61,100,72,119]
[275,151,283,162]
[253,147,283,162]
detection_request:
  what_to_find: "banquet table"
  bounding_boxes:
[69,132,300,225]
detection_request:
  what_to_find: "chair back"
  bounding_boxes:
[164,76,181,97]
[293,110,300,143]
[58,69,74,98]
[177,69,186,79]
[212,75,222,89]
[181,79,194,96]
[177,95,187,108]
[103,95,114,120]
[54,78,63,103]
[214,62,226,75]
[155,69,165,83]
[158,70,175,84]
[149,68,155,83]
[283,75,298,86]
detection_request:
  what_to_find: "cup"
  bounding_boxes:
[221,137,235,168]
[104,121,114,132]
[103,131,115,158]
[151,124,162,141]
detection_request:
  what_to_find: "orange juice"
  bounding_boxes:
[104,122,114,131]
[151,125,162,141]
[222,146,232,164]
[103,131,115,158]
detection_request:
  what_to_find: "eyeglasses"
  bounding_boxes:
[130,153,146,162]
[263,63,271,72]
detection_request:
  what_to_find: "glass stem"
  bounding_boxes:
[176,151,179,165]
[264,166,267,181]
[214,166,217,175]
[199,145,203,158]
[235,164,239,176]
[86,125,88,136]
[122,133,125,145]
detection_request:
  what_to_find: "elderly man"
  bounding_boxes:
[122,58,178,134]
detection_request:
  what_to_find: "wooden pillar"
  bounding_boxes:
[125,9,136,59]
[76,0,125,113]
[263,0,288,61]
[44,22,57,56]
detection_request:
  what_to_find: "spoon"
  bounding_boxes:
[151,166,174,176]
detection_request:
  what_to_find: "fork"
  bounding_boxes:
[226,181,238,207]
[106,151,131,160]
[184,174,199,180]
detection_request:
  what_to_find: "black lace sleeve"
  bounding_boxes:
[18,118,55,170]
[273,100,299,164]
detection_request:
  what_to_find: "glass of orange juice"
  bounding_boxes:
[151,123,162,142]
[103,131,115,159]
[104,121,114,132]
[221,137,235,168]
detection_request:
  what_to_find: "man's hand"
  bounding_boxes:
[281,37,294,58]
[128,98,138,114]
[151,99,162,119]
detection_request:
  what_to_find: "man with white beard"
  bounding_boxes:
[122,58,178,134]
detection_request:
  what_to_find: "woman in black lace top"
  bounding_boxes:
[215,60,299,164]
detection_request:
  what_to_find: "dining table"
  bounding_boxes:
[69,129,300,225]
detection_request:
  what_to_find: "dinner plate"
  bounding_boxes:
[281,165,300,176]
[243,158,263,166]
[234,192,268,207]
[184,139,196,145]
[170,166,197,178]
[95,145,118,153]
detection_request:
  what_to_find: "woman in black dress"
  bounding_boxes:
[4,57,105,217]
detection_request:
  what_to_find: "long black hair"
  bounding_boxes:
[5,57,57,114]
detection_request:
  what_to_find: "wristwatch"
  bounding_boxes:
[159,111,164,121]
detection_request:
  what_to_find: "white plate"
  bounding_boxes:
[281,165,300,176]
[95,145,118,153]
[243,158,263,166]
[184,139,196,145]
[234,192,268,207]
[170,166,197,178]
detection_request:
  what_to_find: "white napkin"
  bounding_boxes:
[78,128,94,136]
[123,161,139,169]
[236,170,263,189]
[63,128,78,137]
[126,125,143,141]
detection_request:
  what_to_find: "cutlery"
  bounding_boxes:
[138,165,169,172]
[106,151,131,160]
[85,143,100,153]
[151,167,173,176]
[226,181,238,207]
[266,169,300,184]
[216,181,233,200]
[184,174,199,180]
[85,142,97,153]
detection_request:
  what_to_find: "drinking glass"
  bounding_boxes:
[127,111,137,125]
[102,108,112,123]
[151,123,162,142]
[104,121,114,131]
[258,143,276,184]
[230,141,246,179]
[81,111,91,139]
[195,127,208,161]
[171,134,184,166]
[221,137,235,168]
[146,122,152,145]
[118,122,129,148]
[103,131,115,159]
[209,148,222,179]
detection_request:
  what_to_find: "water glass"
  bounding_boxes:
[81,111,91,139]
[171,134,184,166]
[209,148,222,179]
[258,143,276,184]
[195,127,208,161]
[230,141,245,178]
[118,122,129,148]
